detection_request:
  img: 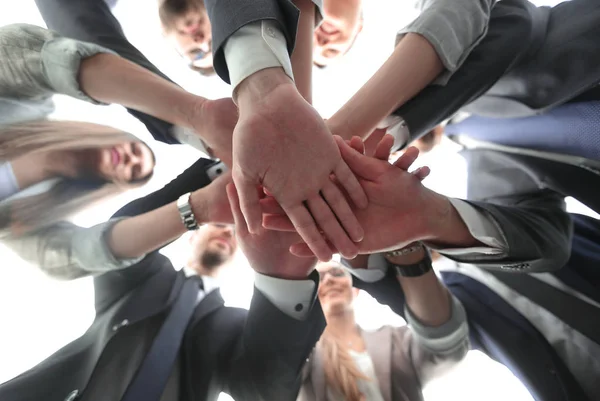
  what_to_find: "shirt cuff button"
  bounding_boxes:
[295,303,304,312]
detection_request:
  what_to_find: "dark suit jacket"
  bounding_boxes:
[392,0,600,146]
[0,158,326,401]
[354,148,600,401]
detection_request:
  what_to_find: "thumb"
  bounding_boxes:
[334,135,385,181]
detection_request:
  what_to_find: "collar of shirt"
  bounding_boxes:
[183,266,221,295]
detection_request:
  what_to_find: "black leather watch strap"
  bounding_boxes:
[388,248,433,277]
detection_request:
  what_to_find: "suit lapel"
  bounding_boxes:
[190,288,225,324]
[363,328,393,401]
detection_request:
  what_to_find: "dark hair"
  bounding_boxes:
[159,0,204,31]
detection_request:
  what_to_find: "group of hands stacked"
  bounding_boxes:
[191,73,444,280]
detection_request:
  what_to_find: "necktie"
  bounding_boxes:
[445,101,600,160]
[121,276,202,401]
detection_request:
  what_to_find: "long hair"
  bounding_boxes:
[0,120,154,234]
[319,328,370,401]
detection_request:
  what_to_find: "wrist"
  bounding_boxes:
[189,188,209,225]
[236,67,295,109]
[422,194,480,248]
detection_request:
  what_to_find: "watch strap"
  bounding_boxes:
[387,246,433,277]
[177,192,199,231]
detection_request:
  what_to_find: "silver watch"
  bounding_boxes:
[177,192,199,230]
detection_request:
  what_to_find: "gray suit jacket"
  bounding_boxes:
[297,326,466,401]
[393,0,600,146]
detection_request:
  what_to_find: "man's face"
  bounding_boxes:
[189,224,237,273]
[166,6,214,71]
[313,3,363,67]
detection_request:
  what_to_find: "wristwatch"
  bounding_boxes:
[385,244,432,277]
[177,192,199,230]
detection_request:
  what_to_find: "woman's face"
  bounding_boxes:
[317,262,355,315]
[94,141,155,184]
[313,2,363,67]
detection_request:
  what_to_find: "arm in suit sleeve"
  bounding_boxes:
[428,149,572,272]
[34,0,181,145]
[223,270,326,401]
[347,265,468,387]
[386,0,537,149]
[204,0,300,86]
[0,23,116,104]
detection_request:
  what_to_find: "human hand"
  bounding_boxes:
[191,171,234,224]
[227,183,317,280]
[263,135,447,255]
[192,97,238,166]
[232,68,368,261]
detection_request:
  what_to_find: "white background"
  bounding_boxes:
[0,1,585,400]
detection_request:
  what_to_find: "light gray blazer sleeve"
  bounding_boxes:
[396,0,495,85]
[0,23,116,104]
[2,219,143,280]
[400,294,469,386]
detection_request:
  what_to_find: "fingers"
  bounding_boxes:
[260,197,285,215]
[320,180,364,242]
[226,183,249,237]
[284,203,333,262]
[334,136,382,181]
[306,193,358,259]
[232,173,263,234]
[373,134,395,161]
[349,136,365,154]
[412,166,431,181]
[393,146,420,171]
[262,214,296,231]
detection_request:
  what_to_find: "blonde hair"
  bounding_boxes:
[0,120,153,234]
[319,328,370,401]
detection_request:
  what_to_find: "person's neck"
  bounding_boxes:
[10,150,80,190]
[326,311,360,340]
[186,261,219,278]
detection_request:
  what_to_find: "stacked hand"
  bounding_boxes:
[261,134,450,256]
[192,97,238,167]
[227,183,317,280]
[232,71,368,261]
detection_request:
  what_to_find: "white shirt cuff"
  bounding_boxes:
[253,272,315,321]
[340,253,388,283]
[170,126,211,156]
[429,199,506,256]
[223,21,294,100]
[377,115,410,150]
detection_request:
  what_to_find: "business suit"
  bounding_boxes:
[0,157,326,401]
[391,0,600,147]
[354,148,600,400]
[298,324,466,401]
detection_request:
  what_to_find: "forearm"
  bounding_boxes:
[107,186,210,260]
[328,33,443,140]
[78,53,202,130]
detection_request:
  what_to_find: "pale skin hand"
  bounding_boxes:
[233,68,368,261]
[226,183,317,280]
[263,135,477,256]
[106,172,233,260]
[78,53,237,165]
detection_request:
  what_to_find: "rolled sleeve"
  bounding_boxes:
[0,24,115,104]
[405,294,469,354]
[71,218,144,273]
[41,36,116,104]
[223,21,294,99]
[428,198,507,257]
[396,0,493,85]
[253,272,316,321]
